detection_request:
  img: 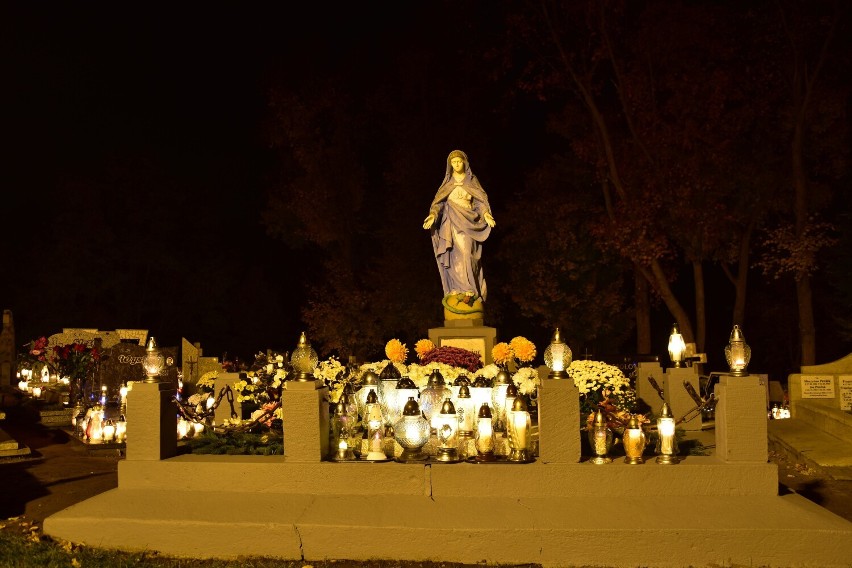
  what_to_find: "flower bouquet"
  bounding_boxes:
[566,359,640,430]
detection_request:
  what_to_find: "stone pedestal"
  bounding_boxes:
[281,380,329,462]
[663,366,704,431]
[125,381,177,461]
[428,322,496,365]
[715,374,768,462]
[635,361,666,414]
[537,378,580,463]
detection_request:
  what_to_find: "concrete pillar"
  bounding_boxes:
[537,378,580,463]
[664,366,703,431]
[125,381,177,461]
[714,374,768,462]
[281,381,329,462]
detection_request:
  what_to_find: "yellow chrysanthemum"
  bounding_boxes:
[385,339,408,364]
[491,342,513,366]
[197,371,218,389]
[414,338,436,360]
[510,336,537,363]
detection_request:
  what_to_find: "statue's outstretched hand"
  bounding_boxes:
[423,214,435,230]
[484,212,496,228]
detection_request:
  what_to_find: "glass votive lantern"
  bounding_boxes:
[469,375,493,418]
[356,370,380,419]
[388,376,419,433]
[420,369,451,433]
[450,374,471,407]
[330,398,357,461]
[544,328,572,378]
[102,420,116,443]
[668,323,686,368]
[393,397,430,462]
[377,362,402,427]
[474,403,496,462]
[290,332,319,381]
[364,389,387,461]
[622,415,647,465]
[724,325,751,376]
[588,408,613,464]
[655,402,679,464]
[490,368,512,432]
[115,414,127,443]
[506,396,532,463]
[434,398,460,462]
[455,384,476,438]
[143,336,165,382]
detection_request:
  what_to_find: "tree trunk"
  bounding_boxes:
[692,260,706,353]
[634,268,651,353]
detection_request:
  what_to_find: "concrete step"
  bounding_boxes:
[794,401,852,445]
[0,425,31,458]
[44,488,852,567]
[768,418,852,480]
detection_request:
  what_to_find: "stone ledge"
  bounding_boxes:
[795,400,852,445]
[768,418,852,480]
[117,454,778,496]
[43,489,852,567]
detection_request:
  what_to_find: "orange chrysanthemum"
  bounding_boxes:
[385,339,408,364]
[510,336,537,363]
[491,342,513,367]
[414,339,436,360]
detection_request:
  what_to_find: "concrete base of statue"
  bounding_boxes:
[428,321,497,366]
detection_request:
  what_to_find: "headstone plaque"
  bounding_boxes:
[840,375,852,411]
[800,375,836,399]
[99,343,179,388]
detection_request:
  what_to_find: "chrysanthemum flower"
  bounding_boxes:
[385,339,408,364]
[414,339,436,360]
[492,342,513,367]
[510,336,537,363]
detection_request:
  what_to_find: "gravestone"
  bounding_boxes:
[48,328,147,353]
[99,343,179,390]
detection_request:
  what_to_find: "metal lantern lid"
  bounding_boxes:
[439,398,456,415]
[511,396,528,412]
[453,374,471,387]
[361,370,379,386]
[506,383,518,397]
[365,389,378,404]
[458,384,471,398]
[396,376,417,390]
[493,368,512,385]
[401,396,421,416]
[478,403,492,419]
[427,368,445,387]
[729,324,746,342]
[659,402,673,419]
[146,336,158,351]
[379,361,401,382]
[593,408,606,428]
[473,375,493,388]
[626,415,641,430]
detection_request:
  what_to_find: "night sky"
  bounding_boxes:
[3,2,851,375]
[3,2,527,360]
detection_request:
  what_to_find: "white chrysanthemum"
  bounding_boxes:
[475,364,500,380]
[513,367,541,396]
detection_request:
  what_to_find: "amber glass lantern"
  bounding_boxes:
[724,325,751,376]
[393,397,430,462]
[667,323,686,368]
[506,396,532,463]
[622,415,647,464]
[290,332,318,381]
[655,402,679,464]
[330,398,357,461]
[543,328,572,379]
[588,409,613,464]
